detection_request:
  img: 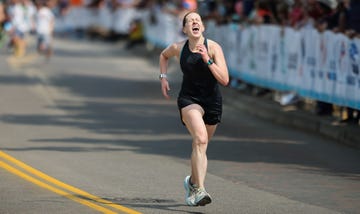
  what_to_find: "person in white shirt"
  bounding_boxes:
[35,0,54,60]
[22,0,37,34]
[6,0,27,56]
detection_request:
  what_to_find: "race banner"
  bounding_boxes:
[346,38,360,109]
[333,33,350,105]
[284,27,301,90]
[322,31,337,103]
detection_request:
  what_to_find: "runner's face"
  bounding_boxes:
[183,13,204,38]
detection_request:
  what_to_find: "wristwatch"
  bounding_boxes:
[159,73,167,80]
[207,59,214,66]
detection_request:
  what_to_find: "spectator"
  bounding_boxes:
[233,0,244,22]
[58,0,70,17]
[242,0,254,18]
[218,0,237,24]
[305,0,338,116]
[348,0,360,35]
[125,18,144,49]
[22,0,37,34]
[338,1,360,125]
[182,0,197,11]
[248,0,274,25]
[35,0,55,60]
[289,0,305,28]
[201,0,221,24]
[6,0,28,57]
[326,0,350,33]
[275,0,290,26]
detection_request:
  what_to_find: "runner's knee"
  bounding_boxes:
[193,133,208,146]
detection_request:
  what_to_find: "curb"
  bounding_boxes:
[222,87,360,149]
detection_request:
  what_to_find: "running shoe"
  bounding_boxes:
[184,175,196,206]
[194,187,212,206]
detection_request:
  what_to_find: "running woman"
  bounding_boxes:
[159,11,229,206]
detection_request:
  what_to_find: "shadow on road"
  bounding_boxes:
[0,70,359,181]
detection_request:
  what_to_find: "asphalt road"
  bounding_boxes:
[0,37,359,214]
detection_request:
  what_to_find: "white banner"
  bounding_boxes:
[334,34,349,105]
[285,27,302,90]
[322,31,337,103]
[353,38,360,109]
[346,38,360,108]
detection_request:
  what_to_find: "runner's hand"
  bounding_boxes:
[195,44,211,63]
[161,79,170,99]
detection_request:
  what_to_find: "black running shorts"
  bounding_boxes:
[177,96,222,125]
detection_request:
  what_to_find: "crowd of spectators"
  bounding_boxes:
[0,0,56,58]
[2,0,359,44]
[1,0,359,124]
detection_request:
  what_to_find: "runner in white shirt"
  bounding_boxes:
[35,1,54,60]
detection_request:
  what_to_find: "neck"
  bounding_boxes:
[188,36,204,50]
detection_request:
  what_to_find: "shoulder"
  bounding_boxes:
[169,40,187,52]
[162,40,187,57]
[206,39,223,56]
[207,39,222,50]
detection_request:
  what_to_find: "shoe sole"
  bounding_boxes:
[196,195,212,206]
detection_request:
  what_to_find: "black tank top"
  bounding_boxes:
[179,39,220,100]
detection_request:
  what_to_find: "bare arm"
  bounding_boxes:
[195,40,229,86]
[209,41,229,86]
[159,42,182,99]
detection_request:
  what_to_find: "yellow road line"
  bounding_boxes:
[0,161,118,214]
[0,151,142,214]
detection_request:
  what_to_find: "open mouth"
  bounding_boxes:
[192,27,200,32]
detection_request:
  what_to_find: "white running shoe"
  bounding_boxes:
[194,187,212,206]
[184,175,196,206]
[184,176,212,206]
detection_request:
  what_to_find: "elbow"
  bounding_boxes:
[220,77,229,87]
[225,78,230,86]
[222,74,230,86]
[159,53,166,61]
[219,67,229,86]
[159,53,168,65]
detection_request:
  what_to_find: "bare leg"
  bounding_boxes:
[181,104,217,189]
